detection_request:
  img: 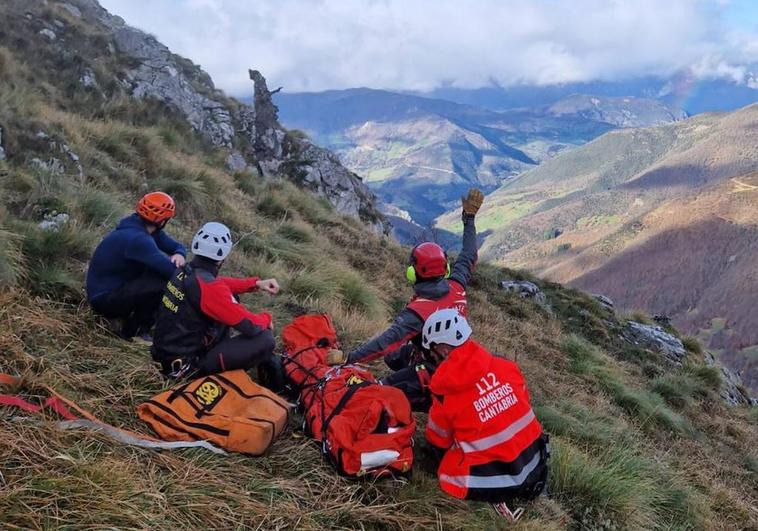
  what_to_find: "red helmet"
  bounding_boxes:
[408,242,449,281]
[136,191,176,224]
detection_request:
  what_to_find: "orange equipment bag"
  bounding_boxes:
[137,370,289,456]
[281,314,415,477]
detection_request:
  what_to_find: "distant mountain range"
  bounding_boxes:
[275,88,686,230]
[435,103,758,390]
[419,73,758,115]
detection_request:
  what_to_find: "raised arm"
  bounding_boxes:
[449,189,482,287]
[346,309,424,364]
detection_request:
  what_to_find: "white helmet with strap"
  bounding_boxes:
[191,222,233,261]
[421,308,472,350]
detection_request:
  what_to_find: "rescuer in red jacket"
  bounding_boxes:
[151,222,284,390]
[421,309,549,504]
[328,189,484,411]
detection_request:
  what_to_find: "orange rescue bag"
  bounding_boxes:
[282,314,415,477]
[137,370,289,455]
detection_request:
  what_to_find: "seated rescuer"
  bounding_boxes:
[422,309,549,504]
[151,222,284,388]
[328,188,484,412]
[86,192,185,340]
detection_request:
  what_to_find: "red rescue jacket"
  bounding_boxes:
[426,340,548,502]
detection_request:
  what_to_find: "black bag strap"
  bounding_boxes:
[320,381,370,450]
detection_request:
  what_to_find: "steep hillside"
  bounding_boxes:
[544,172,758,391]
[0,0,385,232]
[0,1,756,530]
[441,105,758,389]
[276,89,683,227]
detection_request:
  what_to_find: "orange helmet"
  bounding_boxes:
[136,192,176,224]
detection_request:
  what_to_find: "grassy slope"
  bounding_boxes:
[0,4,757,530]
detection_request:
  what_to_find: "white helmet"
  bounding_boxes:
[421,309,472,350]
[191,222,233,261]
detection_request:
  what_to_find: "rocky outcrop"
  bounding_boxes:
[500,280,547,305]
[39,212,70,231]
[246,70,387,232]
[592,293,614,312]
[704,352,757,406]
[111,26,235,147]
[623,321,686,364]
[57,0,387,231]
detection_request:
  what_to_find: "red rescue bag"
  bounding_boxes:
[281,314,415,477]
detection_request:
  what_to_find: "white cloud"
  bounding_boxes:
[99,0,758,95]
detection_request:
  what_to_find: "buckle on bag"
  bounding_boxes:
[167,357,194,379]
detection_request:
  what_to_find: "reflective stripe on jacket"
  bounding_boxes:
[426,340,545,502]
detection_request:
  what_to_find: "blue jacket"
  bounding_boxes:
[86,214,186,302]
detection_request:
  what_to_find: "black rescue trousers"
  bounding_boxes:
[190,330,285,392]
[89,270,167,339]
[379,344,438,412]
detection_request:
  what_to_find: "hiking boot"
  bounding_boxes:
[132,333,153,347]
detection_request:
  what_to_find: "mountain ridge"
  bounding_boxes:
[448,103,758,390]
[275,88,684,228]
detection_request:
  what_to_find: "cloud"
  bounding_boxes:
[99,0,758,95]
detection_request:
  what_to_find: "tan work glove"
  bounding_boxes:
[326,349,347,366]
[461,188,484,217]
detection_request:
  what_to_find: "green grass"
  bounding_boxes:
[78,188,126,227]
[257,194,290,219]
[277,222,313,244]
[365,166,396,183]
[550,439,703,530]
[0,227,24,287]
[576,214,621,230]
[561,335,692,434]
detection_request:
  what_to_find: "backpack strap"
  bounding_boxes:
[320,380,370,452]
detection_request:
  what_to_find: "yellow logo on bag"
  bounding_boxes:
[346,375,364,386]
[194,380,223,407]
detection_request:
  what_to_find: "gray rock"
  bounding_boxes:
[31,131,84,179]
[61,3,82,17]
[704,352,756,406]
[500,280,547,304]
[38,212,69,231]
[53,19,65,29]
[60,143,84,179]
[111,25,234,147]
[593,293,615,311]
[62,1,386,231]
[247,70,387,233]
[623,321,686,364]
[80,68,98,89]
[225,151,256,174]
[39,28,57,41]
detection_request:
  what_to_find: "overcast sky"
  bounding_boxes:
[99,0,758,96]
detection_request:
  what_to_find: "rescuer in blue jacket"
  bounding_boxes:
[86,192,185,340]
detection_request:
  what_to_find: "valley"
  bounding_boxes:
[436,105,758,389]
[276,89,683,228]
